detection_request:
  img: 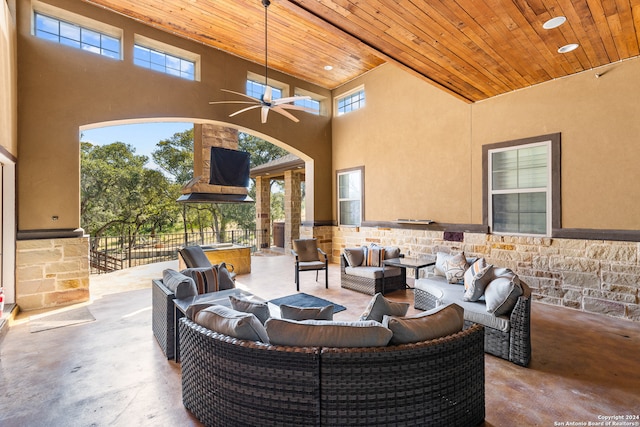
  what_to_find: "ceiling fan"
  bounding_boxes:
[209,0,312,124]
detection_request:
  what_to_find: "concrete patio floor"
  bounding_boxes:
[1,253,639,426]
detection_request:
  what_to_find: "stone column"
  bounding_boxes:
[16,236,90,311]
[284,170,301,252]
[255,176,271,249]
[184,124,245,196]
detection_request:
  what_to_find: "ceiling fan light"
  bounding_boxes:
[543,16,566,30]
[558,43,579,53]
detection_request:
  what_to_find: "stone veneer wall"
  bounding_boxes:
[332,226,640,322]
[16,236,90,311]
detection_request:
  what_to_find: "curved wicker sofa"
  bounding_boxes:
[179,318,485,427]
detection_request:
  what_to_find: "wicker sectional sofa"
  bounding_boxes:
[414,274,531,366]
[179,317,485,426]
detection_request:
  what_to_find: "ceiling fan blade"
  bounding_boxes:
[229,104,262,117]
[209,100,259,105]
[261,106,270,123]
[271,106,300,122]
[273,95,311,105]
[221,89,260,102]
[262,86,273,104]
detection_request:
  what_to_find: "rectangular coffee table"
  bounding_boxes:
[173,288,262,362]
[383,256,436,289]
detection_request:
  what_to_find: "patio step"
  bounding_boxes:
[0,303,18,344]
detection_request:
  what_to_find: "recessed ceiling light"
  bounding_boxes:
[558,43,579,53]
[543,16,566,30]
[324,65,333,71]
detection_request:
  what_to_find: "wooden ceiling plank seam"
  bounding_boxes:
[394,0,517,94]
[289,0,478,100]
[554,0,612,68]
[371,0,511,95]
[427,0,530,91]
[85,0,377,89]
[455,0,545,86]
[612,0,640,55]
[483,0,574,80]
[584,0,622,60]
[633,5,640,48]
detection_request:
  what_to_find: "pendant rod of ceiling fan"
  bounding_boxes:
[263,0,270,87]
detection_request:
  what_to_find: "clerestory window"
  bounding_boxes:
[34,12,121,59]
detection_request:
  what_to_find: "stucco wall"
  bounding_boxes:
[1,0,17,156]
[16,0,333,233]
[332,58,640,232]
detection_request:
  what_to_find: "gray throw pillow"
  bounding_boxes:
[265,318,393,347]
[343,247,365,267]
[383,303,464,345]
[280,304,333,321]
[195,305,269,343]
[485,275,523,316]
[359,293,409,323]
[229,294,270,325]
[162,269,197,299]
[217,262,235,290]
[383,246,401,259]
[434,252,452,277]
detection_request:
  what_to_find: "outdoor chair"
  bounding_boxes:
[178,246,236,292]
[291,238,328,292]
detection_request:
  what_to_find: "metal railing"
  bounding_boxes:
[89,229,268,274]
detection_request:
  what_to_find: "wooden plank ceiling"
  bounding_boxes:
[82,0,640,102]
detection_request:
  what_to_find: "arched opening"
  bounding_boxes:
[79,118,312,268]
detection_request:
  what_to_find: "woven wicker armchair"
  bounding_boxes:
[179,317,485,426]
[340,253,406,295]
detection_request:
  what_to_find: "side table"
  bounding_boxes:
[383,256,436,290]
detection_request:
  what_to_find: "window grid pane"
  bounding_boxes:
[246,80,282,100]
[294,97,320,115]
[337,89,365,115]
[133,44,195,81]
[34,12,121,60]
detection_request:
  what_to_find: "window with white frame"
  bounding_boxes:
[133,45,196,80]
[337,167,363,226]
[34,12,120,59]
[294,97,320,115]
[486,136,560,236]
[133,35,199,81]
[336,87,365,116]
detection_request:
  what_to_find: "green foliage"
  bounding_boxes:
[80,141,181,236]
[152,129,194,184]
[81,128,289,239]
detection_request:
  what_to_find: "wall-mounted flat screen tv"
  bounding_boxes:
[209,147,251,187]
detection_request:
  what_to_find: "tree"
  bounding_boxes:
[80,141,180,240]
[152,128,195,183]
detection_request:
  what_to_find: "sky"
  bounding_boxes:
[81,122,194,172]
